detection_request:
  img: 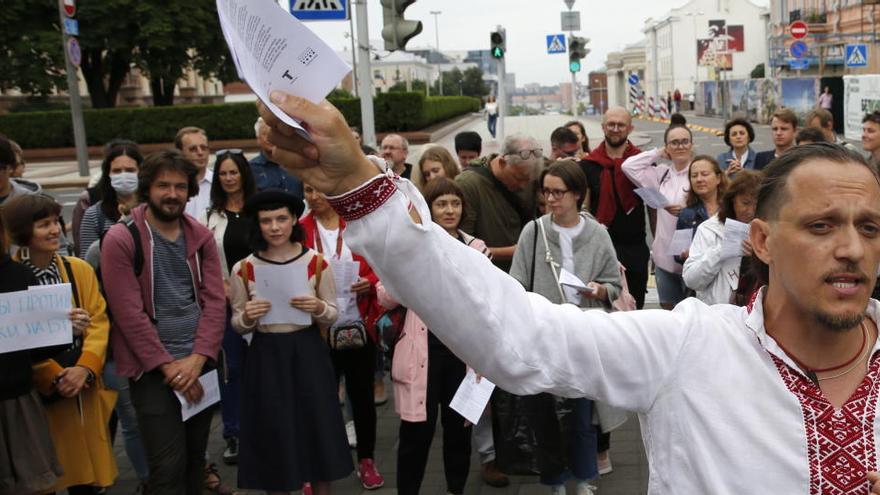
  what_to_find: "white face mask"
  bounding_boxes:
[110,172,138,195]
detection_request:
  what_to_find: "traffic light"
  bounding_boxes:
[381,0,423,51]
[568,36,590,73]
[490,30,505,59]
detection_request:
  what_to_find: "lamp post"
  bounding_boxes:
[686,11,704,98]
[430,10,443,96]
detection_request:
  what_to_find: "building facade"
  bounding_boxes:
[605,40,647,110]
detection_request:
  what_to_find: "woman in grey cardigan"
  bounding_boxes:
[509,160,624,494]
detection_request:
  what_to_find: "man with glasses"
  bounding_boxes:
[581,107,648,310]
[0,134,34,207]
[175,126,214,218]
[549,126,581,160]
[380,134,412,179]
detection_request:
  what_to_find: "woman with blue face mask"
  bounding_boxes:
[76,143,143,258]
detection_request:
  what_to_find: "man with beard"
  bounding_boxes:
[259,91,880,494]
[580,107,648,309]
[101,150,225,495]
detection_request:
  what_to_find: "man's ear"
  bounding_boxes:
[751,218,772,265]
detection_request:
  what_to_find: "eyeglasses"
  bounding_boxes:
[506,149,543,160]
[215,149,244,156]
[667,139,692,149]
[541,188,569,199]
[604,122,628,130]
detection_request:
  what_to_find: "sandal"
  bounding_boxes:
[204,462,236,494]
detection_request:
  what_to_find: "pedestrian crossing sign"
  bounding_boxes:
[291,0,348,21]
[546,34,566,54]
[846,44,868,68]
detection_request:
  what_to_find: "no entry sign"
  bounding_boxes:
[790,20,808,39]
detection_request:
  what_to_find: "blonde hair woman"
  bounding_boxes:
[412,144,460,191]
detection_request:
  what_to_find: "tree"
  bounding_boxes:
[750,63,765,79]
[388,80,427,94]
[0,0,66,96]
[461,67,488,98]
[0,0,236,107]
[432,67,463,96]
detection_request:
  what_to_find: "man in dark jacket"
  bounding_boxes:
[580,107,648,309]
[755,108,798,170]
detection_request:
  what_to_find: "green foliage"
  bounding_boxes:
[388,80,428,94]
[750,63,765,79]
[328,88,354,99]
[1,94,480,149]
[0,0,236,108]
[432,67,488,98]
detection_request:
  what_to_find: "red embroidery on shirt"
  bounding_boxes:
[327,177,397,221]
[771,353,880,494]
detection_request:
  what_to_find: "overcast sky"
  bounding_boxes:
[283,0,769,87]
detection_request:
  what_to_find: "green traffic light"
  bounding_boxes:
[569,60,581,72]
[492,47,504,59]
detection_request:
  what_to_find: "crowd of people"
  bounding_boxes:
[1,97,880,495]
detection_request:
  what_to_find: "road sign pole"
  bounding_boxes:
[571,68,578,118]
[497,25,506,143]
[354,0,376,147]
[58,0,88,177]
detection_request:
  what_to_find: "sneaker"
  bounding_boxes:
[597,453,613,475]
[576,481,598,495]
[346,420,358,449]
[223,436,239,465]
[374,379,388,405]
[480,460,510,487]
[302,482,313,495]
[357,458,385,490]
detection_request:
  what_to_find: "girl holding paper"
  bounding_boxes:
[2,194,117,494]
[228,190,351,495]
[508,160,623,495]
[622,124,694,309]
[300,182,386,490]
[378,177,489,495]
[683,170,762,305]
[674,156,728,262]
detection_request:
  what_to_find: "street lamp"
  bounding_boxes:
[430,10,443,96]
[686,11,704,98]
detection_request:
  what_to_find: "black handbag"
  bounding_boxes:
[327,320,367,350]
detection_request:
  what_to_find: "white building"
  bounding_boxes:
[605,40,648,110]
[642,0,770,100]
[369,50,435,94]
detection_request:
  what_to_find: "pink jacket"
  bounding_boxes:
[378,231,489,422]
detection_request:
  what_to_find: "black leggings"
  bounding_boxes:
[331,340,377,460]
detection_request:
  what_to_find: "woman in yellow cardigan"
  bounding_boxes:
[2,194,117,494]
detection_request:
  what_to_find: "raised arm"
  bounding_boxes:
[621,148,665,189]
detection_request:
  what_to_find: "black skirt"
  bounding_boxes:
[237,327,353,491]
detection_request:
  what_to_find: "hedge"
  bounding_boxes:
[0,93,480,149]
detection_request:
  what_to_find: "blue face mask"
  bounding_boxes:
[110,172,138,195]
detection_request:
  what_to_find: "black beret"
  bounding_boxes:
[244,189,305,218]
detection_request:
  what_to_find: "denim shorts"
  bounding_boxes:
[655,265,688,306]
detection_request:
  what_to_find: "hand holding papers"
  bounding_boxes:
[175,370,221,420]
[215,0,350,138]
[634,188,670,209]
[720,219,752,260]
[253,264,312,325]
[450,369,496,426]
[667,229,694,256]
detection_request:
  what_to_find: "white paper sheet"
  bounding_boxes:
[175,370,221,421]
[215,0,351,138]
[0,284,73,355]
[253,263,312,326]
[667,228,694,256]
[558,268,591,292]
[330,259,361,324]
[449,369,496,426]
[634,187,670,209]
[720,219,751,260]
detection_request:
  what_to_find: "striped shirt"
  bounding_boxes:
[78,202,117,258]
[150,227,201,359]
[20,249,62,285]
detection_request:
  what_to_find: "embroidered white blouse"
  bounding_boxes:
[333,173,880,495]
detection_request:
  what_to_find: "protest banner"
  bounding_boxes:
[0,284,73,354]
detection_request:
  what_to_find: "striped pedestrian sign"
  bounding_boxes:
[546,34,566,54]
[846,44,868,68]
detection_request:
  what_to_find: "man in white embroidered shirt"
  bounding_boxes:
[258,92,880,494]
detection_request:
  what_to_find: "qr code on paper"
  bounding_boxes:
[298,47,317,66]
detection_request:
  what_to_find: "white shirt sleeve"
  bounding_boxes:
[683,220,725,292]
[342,182,698,413]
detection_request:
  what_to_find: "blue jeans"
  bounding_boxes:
[104,360,150,481]
[487,114,498,138]
[654,265,688,306]
[219,311,247,439]
[539,398,598,485]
